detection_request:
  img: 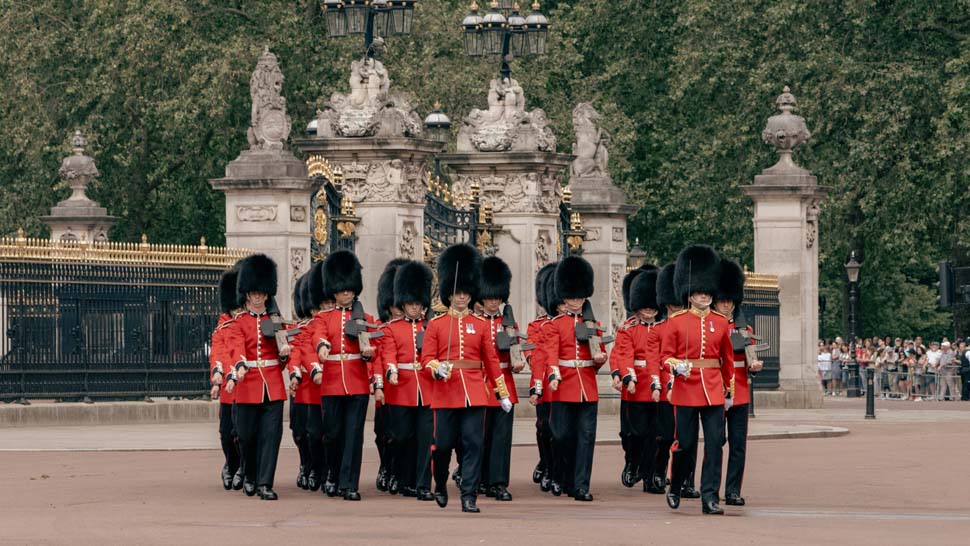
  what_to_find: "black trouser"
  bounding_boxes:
[290,401,324,478]
[375,403,388,471]
[535,403,554,473]
[724,403,748,497]
[321,394,369,491]
[670,405,725,502]
[219,403,241,475]
[233,399,284,488]
[550,401,597,493]
[433,406,485,502]
[622,400,659,481]
[961,371,970,401]
[655,401,674,482]
[483,405,515,487]
[305,403,325,477]
[386,404,434,491]
[290,399,311,477]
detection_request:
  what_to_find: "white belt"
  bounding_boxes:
[634,360,647,367]
[242,359,279,368]
[398,362,421,371]
[733,361,746,368]
[558,359,595,368]
[500,363,510,369]
[326,353,362,361]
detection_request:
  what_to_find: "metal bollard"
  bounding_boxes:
[865,367,876,419]
[847,360,861,398]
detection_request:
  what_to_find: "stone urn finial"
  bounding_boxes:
[58,130,99,202]
[762,85,811,174]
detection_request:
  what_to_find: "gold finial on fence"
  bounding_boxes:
[15,228,26,247]
[199,236,208,255]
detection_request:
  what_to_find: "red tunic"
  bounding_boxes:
[378,317,432,407]
[223,311,288,405]
[645,320,672,402]
[526,315,549,400]
[658,308,735,407]
[286,317,321,405]
[209,313,236,404]
[729,321,756,405]
[306,306,377,397]
[480,313,518,405]
[608,320,659,403]
[420,310,503,409]
[540,312,607,403]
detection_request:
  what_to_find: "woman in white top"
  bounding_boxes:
[818,345,833,395]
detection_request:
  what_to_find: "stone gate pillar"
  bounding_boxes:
[293,58,443,313]
[210,48,312,318]
[742,86,828,409]
[440,77,572,322]
[568,103,636,332]
[41,131,117,242]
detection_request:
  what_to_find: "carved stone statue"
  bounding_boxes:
[456,77,556,153]
[762,86,812,174]
[247,47,292,151]
[570,102,610,180]
[315,58,423,139]
[58,130,100,199]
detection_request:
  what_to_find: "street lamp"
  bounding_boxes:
[424,102,452,144]
[627,239,646,271]
[323,0,417,57]
[844,251,862,398]
[460,1,550,80]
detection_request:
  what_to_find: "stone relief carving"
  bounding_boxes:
[612,226,625,242]
[806,200,820,249]
[335,160,425,204]
[611,265,624,332]
[456,77,556,153]
[570,102,610,180]
[399,221,416,259]
[535,230,552,272]
[290,205,306,223]
[237,205,278,222]
[452,172,562,214]
[247,47,291,151]
[290,248,307,282]
[584,227,601,242]
[316,58,423,138]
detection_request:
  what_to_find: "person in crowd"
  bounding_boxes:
[818,344,832,395]
[939,341,959,401]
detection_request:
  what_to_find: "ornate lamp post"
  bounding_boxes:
[627,239,647,271]
[845,251,862,398]
[460,1,549,80]
[323,0,417,57]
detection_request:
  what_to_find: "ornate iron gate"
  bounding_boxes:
[423,175,497,266]
[307,154,359,262]
[559,187,586,258]
[742,273,781,389]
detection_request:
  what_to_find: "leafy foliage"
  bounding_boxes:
[0,0,967,338]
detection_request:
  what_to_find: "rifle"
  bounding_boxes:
[343,299,384,355]
[574,300,614,357]
[259,299,302,353]
[730,312,768,373]
[495,303,534,366]
[415,309,433,353]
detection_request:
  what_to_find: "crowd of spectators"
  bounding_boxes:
[817,336,970,401]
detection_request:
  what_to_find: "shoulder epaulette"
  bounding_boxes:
[382,317,404,327]
[711,310,728,319]
[215,317,236,331]
[668,309,687,319]
[430,313,449,322]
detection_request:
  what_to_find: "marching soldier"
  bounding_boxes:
[304,260,336,494]
[479,256,525,502]
[714,257,764,507]
[421,243,507,513]
[610,266,664,494]
[543,256,608,502]
[614,265,652,488]
[528,263,556,492]
[661,245,735,515]
[310,250,379,501]
[285,274,321,491]
[209,267,244,491]
[380,260,436,501]
[645,263,683,495]
[223,254,290,500]
[375,259,409,494]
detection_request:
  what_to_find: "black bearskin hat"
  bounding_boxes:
[322,250,363,298]
[292,274,308,319]
[479,256,512,303]
[555,255,594,300]
[394,260,433,309]
[623,264,658,313]
[236,254,278,306]
[219,268,239,314]
[656,263,679,307]
[309,259,330,308]
[300,272,314,317]
[535,263,556,315]
[377,258,409,322]
[437,243,482,307]
[674,245,721,302]
[716,257,746,309]
[544,263,563,314]
[630,268,660,312]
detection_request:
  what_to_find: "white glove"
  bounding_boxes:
[724,397,734,411]
[435,362,452,380]
[673,362,688,377]
[500,397,513,413]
